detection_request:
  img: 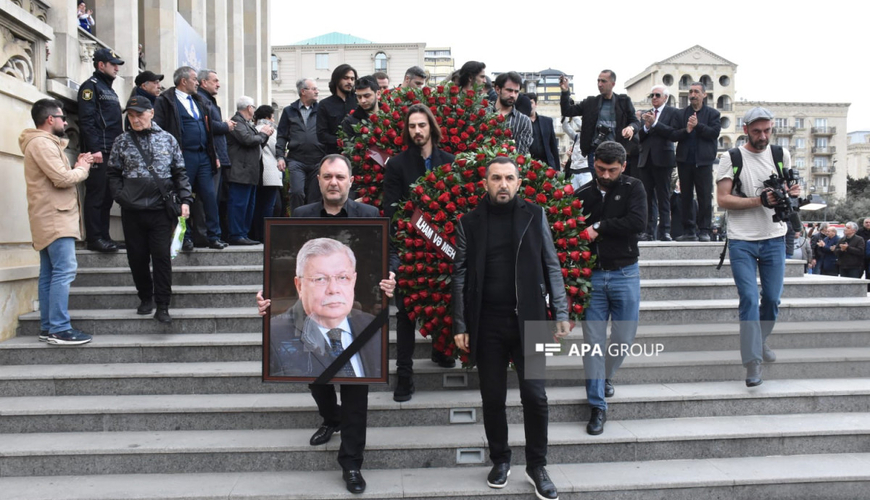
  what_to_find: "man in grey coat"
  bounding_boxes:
[226,96,273,245]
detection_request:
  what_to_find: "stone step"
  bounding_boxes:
[71,266,263,287]
[5,320,870,365]
[75,247,264,268]
[641,275,868,300]
[2,348,870,396]
[68,285,262,310]
[1,378,867,434]
[638,241,730,261]
[0,413,868,476]
[639,259,805,279]
[3,453,869,499]
[638,296,870,324]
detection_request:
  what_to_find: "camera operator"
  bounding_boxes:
[716,107,800,388]
[559,70,639,170]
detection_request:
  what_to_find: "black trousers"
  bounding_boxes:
[639,165,673,238]
[121,209,174,306]
[476,312,548,468]
[309,383,368,470]
[394,292,416,378]
[677,162,713,235]
[83,163,114,242]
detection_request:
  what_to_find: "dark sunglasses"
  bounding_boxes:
[51,114,68,121]
[648,93,663,98]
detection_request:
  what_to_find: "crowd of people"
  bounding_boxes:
[19,46,870,499]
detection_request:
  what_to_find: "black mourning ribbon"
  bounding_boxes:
[313,307,389,385]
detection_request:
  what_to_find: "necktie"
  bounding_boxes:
[188,95,199,119]
[654,108,659,124]
[327,328,356,377]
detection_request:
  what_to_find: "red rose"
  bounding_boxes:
[556,238,566,248]
[561,268,569,278]
[445,202,457,213]
[438,192,451,204]
[553,221,565,232]
[415,185,425,195]
[355,142,364,150]
[360,126,369,134]
[423,86,432,96]
[570,268,580,278]
[536,193,547,204]
[568,286,579,296]
[465,182,475,192]
[548,206,559,214]
[524,185,536,196]
[572,199,583,209]
[443,221,454,234]
[437,85,444,93]
[545,169,556,179]
[542,181,553,192]
[570,251,580,261]
[581,250,592,261]
[449,85,460,94]
[435,180,446,191]
[438,96,446,104]
[495,114,505,123]
[566,218,577,229]
[434,211,447,222]
[568,237,578,246]
[429,201,440,210]
[564,184,575,195]
[441,163,452,173]
[450,97,458,105]
[572,304,584,314]
[403,201,414,211]
[456,197,467,207]
[477,166,487,177]
[562,207,572,216]
[456,159,467,167]
[527,171,538,181]
[581,268,592,278]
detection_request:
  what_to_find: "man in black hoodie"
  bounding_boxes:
[317,64,358,155]
[340,76,381,140]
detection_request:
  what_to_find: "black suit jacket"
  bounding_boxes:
[292,198,380,218]
[533,113,560,170]
[560,91,640,157]
[638,106,679,168]
[269,302,382,380]
[672,104,722,165]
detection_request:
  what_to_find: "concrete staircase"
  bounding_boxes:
[3,242,870,499]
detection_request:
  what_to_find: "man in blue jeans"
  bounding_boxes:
[20,99,95,345]
[574,141,647,435]
[716,107,799,387]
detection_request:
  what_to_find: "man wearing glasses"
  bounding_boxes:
[638,85,679,241]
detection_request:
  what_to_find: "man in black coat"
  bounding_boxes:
[383,104,456,402]
[452,156,569,499]
[77,48,125,252]
[638,85,679,241]
[340,76,381,140]
[672,82,722,242]
[558,69,640,169]
[277,78,325,211]
[525,93,560,170]
[317,64,358,155]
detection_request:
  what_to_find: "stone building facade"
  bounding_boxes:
[846,131,870,180]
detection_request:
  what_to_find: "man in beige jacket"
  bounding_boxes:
[19,99,94,345]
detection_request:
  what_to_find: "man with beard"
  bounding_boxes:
[402,66,427,89]
[574,141,647,436]
[20,99,94,345]
[716,107,798,387]
[492,72,532,155]
[452,156,569,499]
[340,76,381,140]
[673,82,722,242]
[383,104,457,402]
[317,64,358,155]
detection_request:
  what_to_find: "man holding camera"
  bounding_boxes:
[715,107,799,387]
[559,70,639,169]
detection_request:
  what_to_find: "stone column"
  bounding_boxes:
[140,0,177,80]
[206,0,229,114]
[177,0,206,39]
[92,0,138,93]
[225,0,244,107]
[259,0,270,105]
[242,0,260,103]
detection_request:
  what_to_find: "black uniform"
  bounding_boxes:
[78,71,123,243]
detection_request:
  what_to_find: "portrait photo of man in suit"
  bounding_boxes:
[268,237,382,381]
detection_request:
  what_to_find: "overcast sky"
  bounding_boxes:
[272,0,868,131]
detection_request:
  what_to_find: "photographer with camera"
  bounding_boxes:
[716,107,800,388]
[559,70,639,171]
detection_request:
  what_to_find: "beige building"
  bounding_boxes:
[271,32,425,109]
[846,131,870,180]
[625,45,849,201]
[424,47,453,86]
[0,0,270,341]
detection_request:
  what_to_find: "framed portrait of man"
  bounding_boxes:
[262,218,390,385]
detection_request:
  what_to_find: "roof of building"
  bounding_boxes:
[625,45,737,88]
[539,68,567,76]
[294,32,372,45]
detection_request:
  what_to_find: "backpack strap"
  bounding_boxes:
[728,147,743,196]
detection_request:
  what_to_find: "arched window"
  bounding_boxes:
[271,54,279,81]
[716,95,732,111]
[374,52,387,72]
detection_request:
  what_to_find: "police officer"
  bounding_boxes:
[77,48,125,252]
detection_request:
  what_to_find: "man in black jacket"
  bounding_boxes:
[277,78,325,211]
[153,66,227,249]
[574,141,647,436]
[559,70,640,170]
[638,85,679,241]
[340,76,381,140]
[526,93,560,170]
[383,104,456,402]
[452,156,569,499]
[317,64,358,155]
[77,48,125,252]
[672,82,722,242]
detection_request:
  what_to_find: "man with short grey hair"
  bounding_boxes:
[277,77,325,212]
[402,66,427,88]
[638,85,679,241]
[835,222,866,278]
[225,96,273,245]
[154,66,227,249]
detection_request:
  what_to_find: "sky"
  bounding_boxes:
[271,0,869,131]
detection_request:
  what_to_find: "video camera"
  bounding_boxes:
[591,125,611,150]
[761,168,803,233]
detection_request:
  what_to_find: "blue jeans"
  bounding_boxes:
[38,237,77,333]
[227,182,257,240]
[183,152,221,242]
[581,262,640,410]
[728,237,785,365]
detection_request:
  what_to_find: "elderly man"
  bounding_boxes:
[638,85,679,241]
[277,78,325,212]
[835,222,866,278]
[225,96,272,245]
[20,99,94,345]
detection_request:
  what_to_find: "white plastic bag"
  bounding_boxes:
[169,217,186,259]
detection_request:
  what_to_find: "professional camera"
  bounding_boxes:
[591,125,611,150]
[762,168,803,232]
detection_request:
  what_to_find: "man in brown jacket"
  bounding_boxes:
[19,99,94,345]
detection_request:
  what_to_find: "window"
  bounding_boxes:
[662,74,674,86]
[795,137,806,148]
[815,137,828,148]
[814,157,828,168]
[794,118,805,129]
[814,118,827,128]
[271,54,278,81]
[794,157,805,168]
[776,137,789,147]
[315,53,329,70]
[374,52,387,72]
[679,95,688,108]
[775,118,788,128]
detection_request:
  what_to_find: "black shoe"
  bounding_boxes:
[342,469,366,494]
[675,234,699,242]
[154,306,172,324]
[207,239,228,249]
[762,344,777,362]
[108,239,126,250]
[137,299,155,315]
[87,239,118,252]
[309,422,340,446]
[699,233,712,242]
[586,407,606,435]
[393,375,415,402]
[182,239,194,252]
[228,237,259,246]
[525,466,558,500]
[745,360,763,387]
[431,350,456,368]
[660,233,673,242]
[486,462,511,489]
[637,232,652,241]
[604,379,615,398]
